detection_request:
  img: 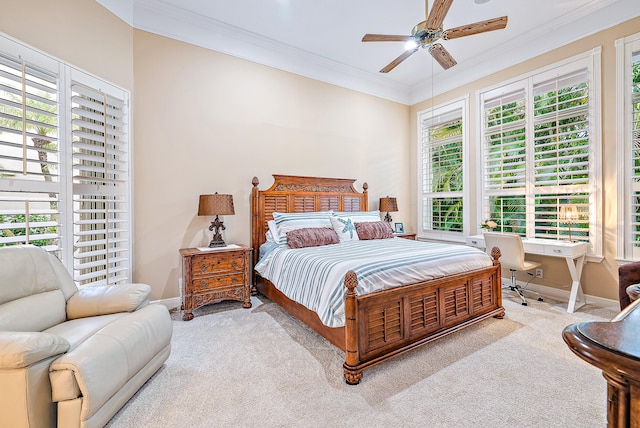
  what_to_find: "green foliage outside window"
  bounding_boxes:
[0,213,57,247]
[429,120,463,232]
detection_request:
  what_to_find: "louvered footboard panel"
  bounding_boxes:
[357,270,501,362]
[442,285,470,325]
[472,276,495,311]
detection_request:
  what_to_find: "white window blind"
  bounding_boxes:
[71,84,130,286]
[418,99,466,238]
[0,33,131,284]
[483,89,526,192]
[480,53,599,253]
[482,89,527,234]
[0,51,61,252]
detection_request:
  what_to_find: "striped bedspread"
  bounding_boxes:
[255,238,493,328]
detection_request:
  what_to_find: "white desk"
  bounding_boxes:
[466,234,588,313]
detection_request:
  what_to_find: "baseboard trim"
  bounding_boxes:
[152,297,181,311]
[507,277,619,312]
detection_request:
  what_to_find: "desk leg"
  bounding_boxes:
[566,254,586,313]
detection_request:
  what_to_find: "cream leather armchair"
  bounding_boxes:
[0,245,172,428]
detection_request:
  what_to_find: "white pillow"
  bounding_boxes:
[266,220,279,243]
[333,210,381,223]
[272,212,333,245]
[330,215,359,242]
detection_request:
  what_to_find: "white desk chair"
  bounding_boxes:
[483,232,543,306]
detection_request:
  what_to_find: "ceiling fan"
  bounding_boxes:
[362,0,508,73]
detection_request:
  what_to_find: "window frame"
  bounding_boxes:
[0,32,133,284]
[616,32,640,262]
[416,95,469,242]
[476,48,602,259]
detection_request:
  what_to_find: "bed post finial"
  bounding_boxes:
[490,246,501,265]
[252,176,259,188]
[362,182,368,193]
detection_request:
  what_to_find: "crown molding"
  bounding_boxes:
[98,0,640,106]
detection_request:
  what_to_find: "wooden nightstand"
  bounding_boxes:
[394,233,416,240]
[179,244,252,321]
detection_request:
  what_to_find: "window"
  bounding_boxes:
[616,33,640,261]
[417,97,468,240]
[0,34,131,285]
[479,50,602,256]
[0,50,61,253]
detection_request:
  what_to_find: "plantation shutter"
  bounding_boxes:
[420,106,463,233]
[481,89,527,233]
[71,83,130,285]
[532,70,590,242]
[0,52,61,252]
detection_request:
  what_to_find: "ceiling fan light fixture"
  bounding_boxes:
[404,40,418,51]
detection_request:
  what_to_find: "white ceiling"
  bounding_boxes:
[98,0,640,105]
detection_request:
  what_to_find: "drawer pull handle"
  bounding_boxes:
[200,264,207,272]
[471,240,477,244]
[553,249,561,253]
[232,261,238,269]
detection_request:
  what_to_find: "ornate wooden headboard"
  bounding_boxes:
[250,174,368,261]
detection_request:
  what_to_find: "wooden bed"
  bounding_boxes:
[250,174,504,384]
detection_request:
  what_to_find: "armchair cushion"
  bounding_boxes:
[0,331,69,369]
[0,290,67,332]
[66,283,151,320]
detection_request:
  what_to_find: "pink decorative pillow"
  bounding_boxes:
[286,227,340,249]
[354,221,394,240]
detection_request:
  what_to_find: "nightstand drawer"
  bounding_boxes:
[192,253,245,277]
[192,272,244,293]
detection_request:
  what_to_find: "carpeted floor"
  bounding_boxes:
[106,294,616,427]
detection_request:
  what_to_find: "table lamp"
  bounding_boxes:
[559,204,578,242]
[198,193,235,247]
[379,196,398,223]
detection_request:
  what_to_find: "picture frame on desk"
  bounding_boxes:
[394,222,404,233]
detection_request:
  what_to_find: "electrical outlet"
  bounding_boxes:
[535,268,543,278]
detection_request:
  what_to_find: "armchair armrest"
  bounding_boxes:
[66,283,151,320]
[0,331,70,369]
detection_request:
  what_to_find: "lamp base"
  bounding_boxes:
[208,239,226,248]
[208,216,227,247]
[384,212,393,223]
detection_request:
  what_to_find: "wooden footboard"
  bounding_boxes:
[255,248,503,385]
[342,247,503,384]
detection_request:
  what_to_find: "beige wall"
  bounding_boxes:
[132,31,410,300]
[0,0,133,91]
[410,16,640,301]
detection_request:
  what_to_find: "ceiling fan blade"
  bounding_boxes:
[362,34,414,42]
[380,48,419,73]
[429,43,457,69]
[444,16,508,40]
[426,0,454,30]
